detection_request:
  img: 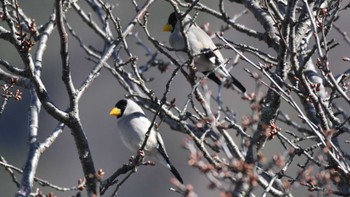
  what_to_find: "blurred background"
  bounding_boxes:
[1,0,350,196]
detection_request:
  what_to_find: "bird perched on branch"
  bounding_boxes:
[109,98,183,184]
[163,12,246,93]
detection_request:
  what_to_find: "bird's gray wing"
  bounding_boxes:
[187,26,225,63]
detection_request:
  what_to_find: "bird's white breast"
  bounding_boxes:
[116,114,158,154]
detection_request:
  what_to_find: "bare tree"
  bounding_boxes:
[1,0,350,196]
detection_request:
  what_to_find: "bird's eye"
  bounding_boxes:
[114,99,128,117]
[168,12,178,28]
[115,99,127,109]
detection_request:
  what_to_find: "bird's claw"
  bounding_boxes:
[137,150,145,158]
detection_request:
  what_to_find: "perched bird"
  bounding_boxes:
[163,12,246,93]
[109,98,183,183]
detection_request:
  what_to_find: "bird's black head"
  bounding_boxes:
[167,12,178,32]
[114,99,127,118]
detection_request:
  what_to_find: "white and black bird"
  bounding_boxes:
[109,99,183,183]
[163,12,246,93]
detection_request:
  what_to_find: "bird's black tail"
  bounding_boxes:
[204,71,246,93]
[169,163,184,184]
[229,73,246,93]
[156,144,184,183]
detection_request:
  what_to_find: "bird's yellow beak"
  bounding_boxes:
[109,107,121,117]
[163,24,172,32]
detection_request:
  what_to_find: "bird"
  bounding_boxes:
[109,98,183,184]
[163,12,246,93]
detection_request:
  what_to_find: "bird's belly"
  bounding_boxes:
[117,122,158,154]
[117,124,143,152]
[175,52,215,72]
[194,56,216,71]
